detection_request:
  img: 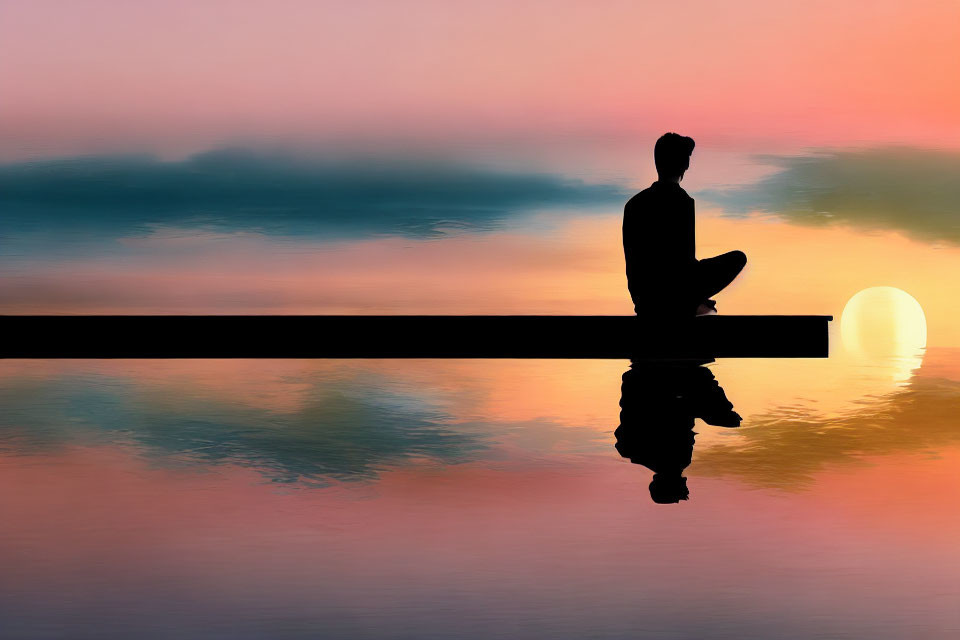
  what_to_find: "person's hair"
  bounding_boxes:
[649,474,689,504]
[654,132,695,178]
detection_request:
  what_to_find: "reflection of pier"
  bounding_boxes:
[0,315,831,359]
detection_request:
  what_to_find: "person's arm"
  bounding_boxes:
[685,196,697,263]
[622,201,637,275]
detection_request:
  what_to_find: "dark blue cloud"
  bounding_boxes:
[698,147,960,245]
[0,148,627,242]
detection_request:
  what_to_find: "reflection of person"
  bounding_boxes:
[615,360,740,503]
[623,133,747,317]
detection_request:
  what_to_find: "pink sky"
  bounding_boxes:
[3,0,959,159]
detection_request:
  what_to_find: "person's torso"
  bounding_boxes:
[623,182,696,271]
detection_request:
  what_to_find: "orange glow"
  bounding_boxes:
[5,211,960,344]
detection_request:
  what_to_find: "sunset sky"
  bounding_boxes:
[4,0,960,342]
[3,1,959,337]
[3,0,959,160]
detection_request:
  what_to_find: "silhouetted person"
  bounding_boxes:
[615,360,740,503]
[623,133,746,317]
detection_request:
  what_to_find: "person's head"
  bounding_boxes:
[649,473,689,503]
[654,132,695,182]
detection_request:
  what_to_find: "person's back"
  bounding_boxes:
[623,180,696,314]
[623,133,746,317]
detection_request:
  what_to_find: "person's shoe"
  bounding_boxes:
[700,410,742,428]
[696,302,717,316]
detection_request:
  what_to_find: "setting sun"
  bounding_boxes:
[840,286,927,380]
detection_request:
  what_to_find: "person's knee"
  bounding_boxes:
[731,250,747,269]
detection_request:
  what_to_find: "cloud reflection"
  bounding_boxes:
[0,370,486,485]
[693,373,960,489]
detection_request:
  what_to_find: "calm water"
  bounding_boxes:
[1,351,958,639]
[2,147,960,638]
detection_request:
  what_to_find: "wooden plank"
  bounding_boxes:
[0,315,832,359]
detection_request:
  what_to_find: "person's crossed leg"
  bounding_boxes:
[694,250,746,315]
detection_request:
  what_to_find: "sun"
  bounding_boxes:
[840,287,927,381]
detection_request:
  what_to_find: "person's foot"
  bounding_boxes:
[696,300,717,316]
[700,410,742,428]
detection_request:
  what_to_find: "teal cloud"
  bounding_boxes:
[0,148,627,242]
[699,147,960,244]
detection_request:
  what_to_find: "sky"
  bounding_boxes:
[2,0,959,342]
[2,0,959,160]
